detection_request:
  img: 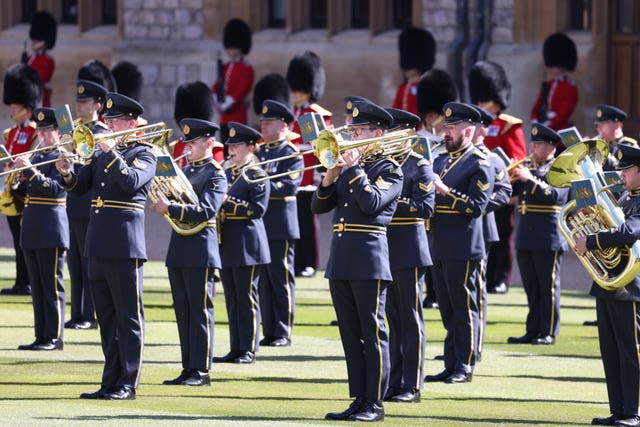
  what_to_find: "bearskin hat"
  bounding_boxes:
[286,51,325,102]
[468,60,511,110]
[252,73,290,116]
[3,63,42,108]
[398,27,436,73]
[174,81,214,125]
[416,69,458,117]
[29,11,57,50]
[543,32,578,72]
[223,18,252,55]
[78,60,117,92]
[112,61,143,101]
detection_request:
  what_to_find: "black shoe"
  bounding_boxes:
[434,354,444,361]
[329,320,339,326]
[423,299,439,309]
[65,320,80,329]
[531,335,555,345]
[270,337,291,347]
[212,351,240,363]
[325,397,365,421]
[75,321,95,330]
[425,369,452,382]
[507,332,537,344]
[300,267,316,278]
[349,400,384,422]
[615,415,640,427]
[1,285,31,295]
[259,336,274,346]
[80,387,109,399]
[104,386,135,400]
[488,283,508,294]
[18,339,42,350]
[234,351,255,364]
[584,320,598,327]
[382,386,402,402]
[445,372,472,384]
[592,414,619,425]
[182,370,211,386]
[33,339,63,351]
[163,369,192,385]
[390,389,420,403]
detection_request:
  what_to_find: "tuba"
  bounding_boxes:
[547,139,640,290]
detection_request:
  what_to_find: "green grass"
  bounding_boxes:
[0,247,609,426]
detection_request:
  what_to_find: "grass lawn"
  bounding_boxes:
[0,248,608,426]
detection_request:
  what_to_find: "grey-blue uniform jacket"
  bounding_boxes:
[165,157,228,268]
[65,142,157,259]
[220,163,271,268]
[513,159,569,251]
[477,143,512,244]
[431,144,492,261]
[311,157,403,281]
[388,151,435,270]
[20,149,69,250]
[257,140,303,240]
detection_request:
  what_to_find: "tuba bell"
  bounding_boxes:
[547,139,640,290]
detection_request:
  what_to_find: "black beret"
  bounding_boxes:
[350,101,393,129]
[471,105,495,127]
[174,81,213,124]
[223,18,252,55]
[616,144,640,169]
[286,51,325,102]
[102,92,144,119]
[29,11,57,50]
[468,61,511,110]
[398,27,436,73]
[594,104,628,123]
[33,107,57,129]
[385,108,421,131]
[76,80,107,103]
[543,32,578,72]
[261,100,294,124]
[416,69,458,117]
[3,63,42,108]
[226,122,261,145]
[344,95,371,116]
[252,73,290,116]
[78,60,117,92]
[180,118,220,143]
[531,123,562,145]
[112,61,143,101]
[443,102,481,124]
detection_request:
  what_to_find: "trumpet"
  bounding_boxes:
[242,128,419,184]
[0,137,92,178]
[506,156,533,182]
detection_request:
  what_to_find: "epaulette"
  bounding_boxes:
[286,141,300,152]
[250,167,268,179]
[472,148,488,160]
[621,136,639,147]
[498,113,523,136]
[409,151,423,160]
[2,128,10,144]
[135,140,155,148]
[209,159,224,172]
[310,103,333,117]
[386,156,401,168]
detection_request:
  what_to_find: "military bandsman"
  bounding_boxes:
[594,104,638,171]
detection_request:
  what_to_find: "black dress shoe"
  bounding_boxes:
[270,337,291,347]
[104,386,135,400]
[18,339,42,350]
[349,400,384,422]
[531,335,555,345]
[615,415,640,427]
[1,285,31,295]
[382,386,402,402]
[259,336,274,346]
[234,351,255,364]
[425,369,452,382]
[163,369,192,385]
[182,370,211,386]
[507,332,537,344]
[592,414,619,425]
[584,320,598,327]
[300,267,316,278]
[212,351,240,363]
[488,283,508,294]
[423,299,439,309]
[445,371,472,384]
[390,389,420,403]
[434,354,444,361]
[33,339,63,351]
[325,397,365,421]
[65,320,80,329]
[75,321,95,330]
[80,387,109,399]
[329,320,339,326]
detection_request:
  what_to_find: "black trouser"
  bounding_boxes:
[23,248,65,341]
[330,279,389,401]
[487,205,514,288]
[387,267,426,391]
[168,267,215,372]
[220,265,261,353]
[68,219,94,323]
[7,215,29,288]
[596,298,640,417]
[477,258,488,360]
[260,239,296,340]
[431,259,480,374]
[89,258,144,389]
[517,250,562,337]
[294,190,317,273]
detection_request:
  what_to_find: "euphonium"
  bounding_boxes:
[547,139,640,290]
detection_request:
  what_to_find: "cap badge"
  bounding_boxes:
[532,126,539,136]
[78,85,85,94]
[618,150,624,160]
[182,124,190,135]
[445,108,452,117]
[346,101,353,110]
[37,112,45,121]
[596,109,603,118]
[262,105,268,114]
[353,107,359,118]
[106,98,113,109]
[229,128,237,137]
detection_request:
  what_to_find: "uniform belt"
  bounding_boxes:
[518,204,562,214]
[389,217,425,226]
[269,196,296,201]
[435,206,463,214]
[91,198,144,212]
[333,223,386,234]
[224,215,251,220]
[25,196,66,206]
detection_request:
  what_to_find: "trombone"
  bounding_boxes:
[72,121,172,154]
[242,128,419,184]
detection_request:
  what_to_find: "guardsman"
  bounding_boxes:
[287,50,332,278]
[425,102,491,384]
[471,106,512,361]
[152,119,227,386]
[530,32,579,133]
[65,79,109,331]
[594,104,639,171]
[213,122,270,365]
[575,144,640,427]
[313,101,402,422]
[171,81,224,168]
[15,107,68,351]
[392,27,436,115]
[257,100,303,347]
[507,124,569,345]
[470,60,526,295]
[25,11,56,107]
[57,92,157,400]
[78,59,117,92]
[252,73,291,120]
[1,63,41,295]
[383,107,434,404]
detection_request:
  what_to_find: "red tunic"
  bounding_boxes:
[391,80,419,115]
[291,104,332,187]
[530,76,578,131]
[3,123,38,158]
[483,114,527,160]
[211,59,254,125]
[27,53,54,107]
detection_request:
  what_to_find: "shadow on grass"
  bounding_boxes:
[387,414,587,425]
[234,376,345,384]
[503,352,600,360]
[479,373,604,384]
[255,355,345,362]
[429,395,604,405]
[0,359,102,366]
[37,414,320,422]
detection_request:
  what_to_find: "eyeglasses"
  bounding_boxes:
[349,126,376,136]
